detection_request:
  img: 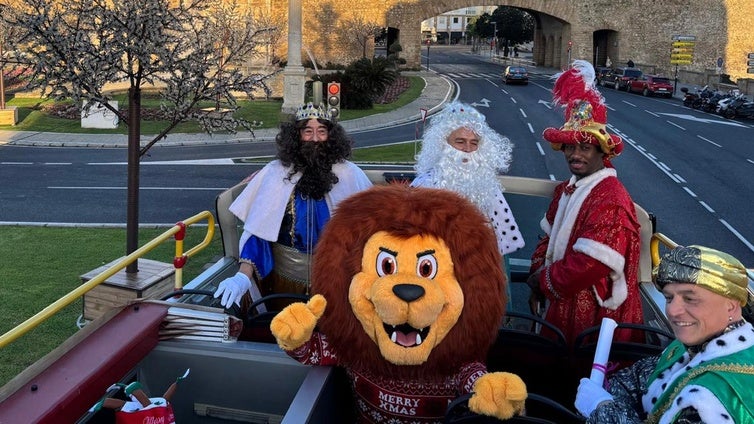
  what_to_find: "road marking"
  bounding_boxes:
[748,159,754,165]
[696,135,721,147]
[44,162,72,165]
[657,113,747,127]
[666,120,686,130]
[510,97,517,104]
[618,125,754,256]
[527,123,535,133]
[535,142,545,155]
[622,100,637,107]
[471,98,491,108]
[537,99,552,109]
[720,219,754,254]
[699,201,715,213]
[49,186,229,190]
[644,110,660,118]
[520,108,527,118]
[674,174,686,183]
[1,162,34,165]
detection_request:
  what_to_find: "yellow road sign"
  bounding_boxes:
[672,48,693,53]
[672,41,696,47]
[671,59,693,65]
[671,54,693,60]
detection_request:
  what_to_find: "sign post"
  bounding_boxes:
[671,35,696,94]
[748,52,754,74]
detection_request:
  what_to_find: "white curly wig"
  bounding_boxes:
[416,101,513,175]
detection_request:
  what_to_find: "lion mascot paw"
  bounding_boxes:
[270,185,526,422]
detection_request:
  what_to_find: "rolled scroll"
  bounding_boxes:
[589,317,618,387]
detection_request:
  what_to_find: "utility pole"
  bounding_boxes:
[491,22,497,57]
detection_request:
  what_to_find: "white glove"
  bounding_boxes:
[575,377,614,417]
[214,272,252,308]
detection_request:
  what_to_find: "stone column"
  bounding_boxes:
[281,0,306,114]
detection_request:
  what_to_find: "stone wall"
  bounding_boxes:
[247,0,753,84]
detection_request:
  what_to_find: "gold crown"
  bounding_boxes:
[295,102,332,122]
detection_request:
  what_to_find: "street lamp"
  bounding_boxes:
[491,22,497,57]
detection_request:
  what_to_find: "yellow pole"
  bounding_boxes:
[0,211,215,349]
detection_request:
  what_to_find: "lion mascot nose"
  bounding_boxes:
[393,284,425,302]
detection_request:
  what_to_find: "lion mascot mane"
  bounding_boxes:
[271,184,526,423]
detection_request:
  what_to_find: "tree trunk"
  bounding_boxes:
[126,86,141,273]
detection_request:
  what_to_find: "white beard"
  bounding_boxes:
[431,146,502,212]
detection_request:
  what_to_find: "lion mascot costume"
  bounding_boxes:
[270,185,527,423]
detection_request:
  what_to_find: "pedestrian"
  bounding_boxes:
[213,102,372,311]
[575,244,754,424]
[626,59,635,68]
[527,60,644,346]
[412,101,524,308]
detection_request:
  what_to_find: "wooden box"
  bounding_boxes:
[81,258,175,321]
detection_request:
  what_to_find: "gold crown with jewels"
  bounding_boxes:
[295,102,332,122]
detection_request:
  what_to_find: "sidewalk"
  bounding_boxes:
[0,71,455,148]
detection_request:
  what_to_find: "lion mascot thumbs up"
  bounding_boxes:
[271,184,527,423]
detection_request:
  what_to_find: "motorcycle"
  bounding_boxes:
[680,87,698,107]
[690,85,713,109]
[699,91,729,113]
[716,91,745,115]
[722,98,754,119]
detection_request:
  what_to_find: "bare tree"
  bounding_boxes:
[3,0,278,272]
[311,3,339,65]
[0,1,24,111]
[251,7,285,66]
[341,15,382,59]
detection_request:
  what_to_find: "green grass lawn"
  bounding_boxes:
[0,225,222,387]
[0,76,425,133]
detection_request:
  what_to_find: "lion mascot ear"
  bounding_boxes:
[272,184,526,422]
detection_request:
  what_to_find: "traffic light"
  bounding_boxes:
[327,82,341,120]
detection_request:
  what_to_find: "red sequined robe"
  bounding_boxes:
[530,168,644,346]
[288,332,487,423]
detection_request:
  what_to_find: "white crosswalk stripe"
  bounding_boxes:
[444,72,500,79]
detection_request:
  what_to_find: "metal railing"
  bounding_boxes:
[0,211,216,349]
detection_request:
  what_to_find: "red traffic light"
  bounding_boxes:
[328,83,340,95]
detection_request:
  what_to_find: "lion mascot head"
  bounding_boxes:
[270,184,526,422]
[315,184,505,376]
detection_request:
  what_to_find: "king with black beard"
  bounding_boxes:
[213,103,372,313]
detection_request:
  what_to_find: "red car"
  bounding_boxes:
[628,75,674,97]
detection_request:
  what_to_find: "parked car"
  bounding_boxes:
[594,66,612,85]
[502,66,529,85]
[627,75,674,97]
[601,67,643,90]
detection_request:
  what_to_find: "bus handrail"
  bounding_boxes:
[0,211,216,349]
[650,232,678,268]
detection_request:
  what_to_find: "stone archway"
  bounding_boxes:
[250,0,751,86]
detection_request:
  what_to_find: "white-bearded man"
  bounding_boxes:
[411,101,524,308]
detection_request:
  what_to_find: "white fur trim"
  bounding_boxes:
[643,323,754,416]
[231,160,372,247]
[544,168,616,266]
[658,385,731,424]
[573,238,627,310]
[540,215,552,235]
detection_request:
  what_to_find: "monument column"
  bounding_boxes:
[282,0,306,113]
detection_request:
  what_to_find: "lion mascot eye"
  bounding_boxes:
[416,254,437,279]
[376,250,398,276]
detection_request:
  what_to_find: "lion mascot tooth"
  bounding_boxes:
[270,184,527,422]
